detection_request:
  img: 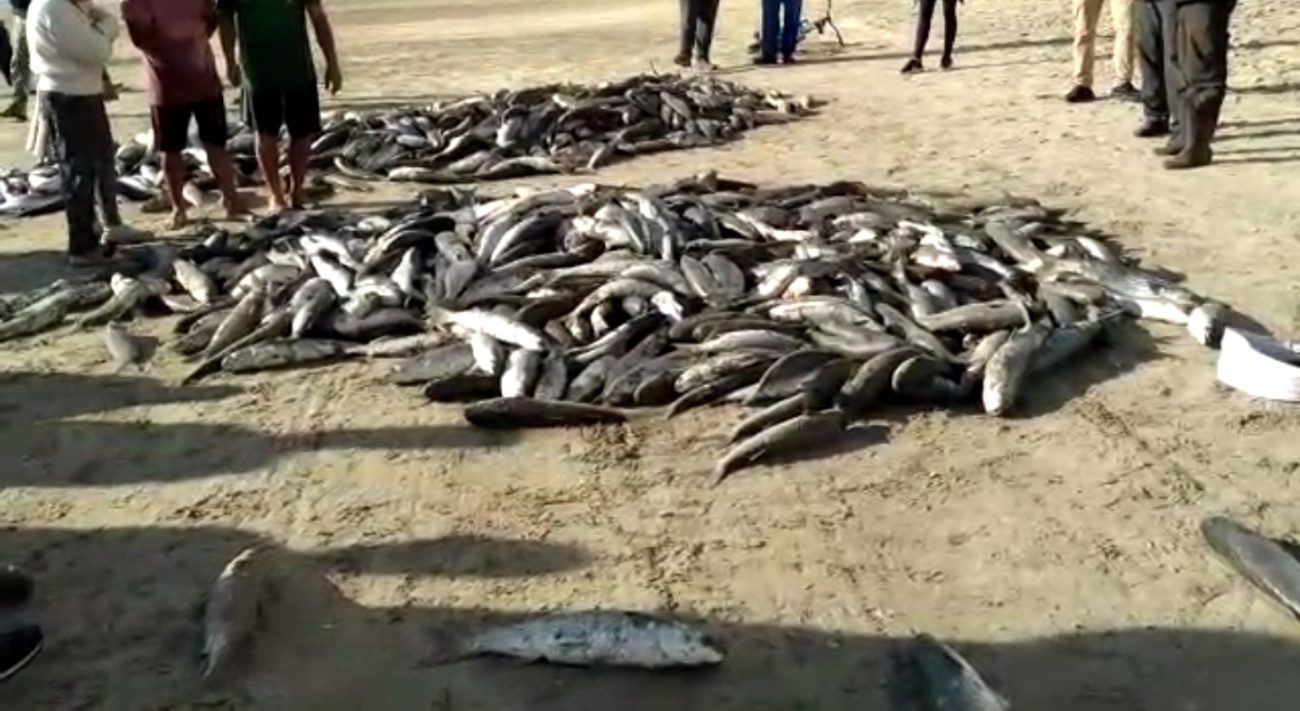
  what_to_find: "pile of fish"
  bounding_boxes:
[0,173,1226,480]
[0,75,812,217]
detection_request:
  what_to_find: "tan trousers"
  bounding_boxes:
[1072,0,1135,87]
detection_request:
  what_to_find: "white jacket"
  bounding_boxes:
[27,0,119,96]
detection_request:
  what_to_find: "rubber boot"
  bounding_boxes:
[1163,103,1215,170]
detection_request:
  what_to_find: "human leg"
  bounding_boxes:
[940,0,959,67]
[44,93,101,257]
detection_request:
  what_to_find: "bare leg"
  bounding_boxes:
[161,151,189,229]
[287,137,311,210]
[205,144,248,220]
[255,133,288,212]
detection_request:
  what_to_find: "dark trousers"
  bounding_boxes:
[760,0,802,60]
[678,0,721,61]
[1136,0,1177,123]
[1172,0,1236,139]
[44,92,121,255]
[913,0,959,60]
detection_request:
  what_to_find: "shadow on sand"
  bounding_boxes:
[0,371,518,487]
[4,523,1300,709]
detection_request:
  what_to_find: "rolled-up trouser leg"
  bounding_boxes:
[10,16,28,103]
[45,92,101,255]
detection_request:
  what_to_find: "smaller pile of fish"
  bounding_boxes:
[0,74,812,218]
[1,174,1228,482]
[314,73,815,184]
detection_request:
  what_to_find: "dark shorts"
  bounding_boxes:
[152,98,229,153]
[247,85,322,139]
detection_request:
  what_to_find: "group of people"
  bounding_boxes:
[903,0,1237,170]
[679,0,1236,172]
[2,0,341,265]
[678,0,806,68]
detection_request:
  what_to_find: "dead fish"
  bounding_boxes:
[568,355,615,403]
[500,348,541,397]
[917,301,1028,334]
[173,258,217,304]
[675,351,777,394]
[460,610,722,668]
[103,323,155,373]
[348,332,453,359]
[838,347,919,412]
[432,306,547,352]
[666,361,769,418]
[75,279,148,329]
[423,372,501,402]
[728,392,806,444]
[1202,516,1300,621]
[386,342,475,385]
[467,331,506,376]
[688,329,806,354]
[534,352,569,400]
[745,350,843,405]
[714,411,845,484]
[203,288,265,358]
[221,339,349,373]
[887,634,1009,711]
[1029,317,1107,374]
[959,330,1011,393]
[200,547,264,681]
[463,397,625,429]
[982,322,1049,416]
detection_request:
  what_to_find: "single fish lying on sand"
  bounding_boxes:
[457,610,723,668]
[887,634,1009,711]
[1202,516,1300,620]
[201,547,266,681]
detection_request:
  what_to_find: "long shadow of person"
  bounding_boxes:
[6,525,1300,710]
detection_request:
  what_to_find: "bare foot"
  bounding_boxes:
[270,198,290,214]
[223,196,253,222]
[169,209,190,230]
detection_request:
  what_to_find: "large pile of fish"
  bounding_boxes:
[0,173,1226,481]
[0,75,813,218]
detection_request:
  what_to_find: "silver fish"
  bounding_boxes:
[461,610,721,668]
[201,547,264,680]
[714,411,845,484]
[103,323,155,373]
[887,634,1009,711]
[221,339,349,373]
[982,322,1049,416]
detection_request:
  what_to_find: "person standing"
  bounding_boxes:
[901,0,960,74]
[27,0,150,264]
[756,0,802,65]
[122,0,247,229]
[2,0,31,119]
[1162,0,1237,169]
[217,0,341,213]
[676,0,721,69]
[1134,0,1177,138]
[1066,0,1139,102]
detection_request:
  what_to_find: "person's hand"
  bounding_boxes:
[324,62,342,95]
[226,60,241,88]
